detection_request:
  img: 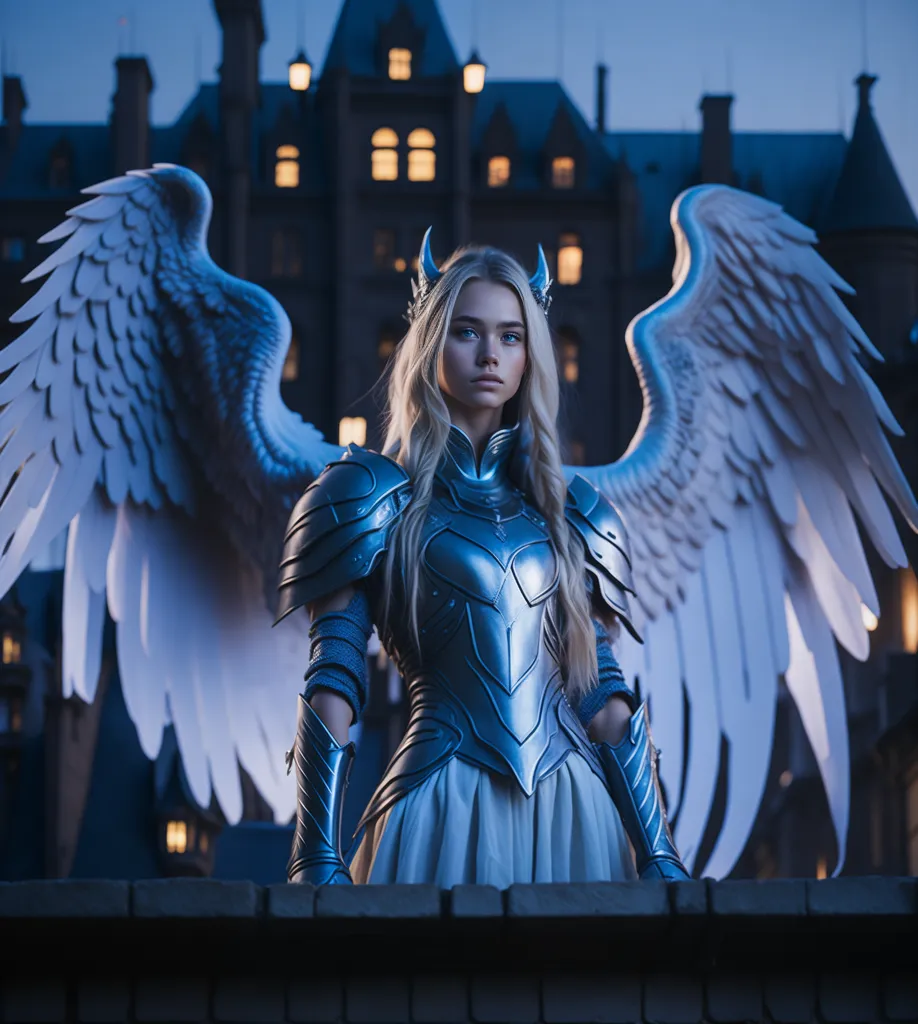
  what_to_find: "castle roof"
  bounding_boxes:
[820,74,918,234]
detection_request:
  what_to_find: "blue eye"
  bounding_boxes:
[459,327,478,340]
[503,332,522,344]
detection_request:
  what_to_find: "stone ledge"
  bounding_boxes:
[0,880,130,918]
[133,879,259,918]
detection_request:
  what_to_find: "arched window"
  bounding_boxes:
[407,128,436,182]
[275,145,300,188]
[556,327,580,384]
[551,156,575,189]
[557,232,582,285]
[488,156,510,188]
[372,128,399,181]
[388,48,412,80]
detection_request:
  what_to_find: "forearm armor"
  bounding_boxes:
[302,589,373,723]
[576,617,636,729]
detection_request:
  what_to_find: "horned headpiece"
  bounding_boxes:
[405,227,553,324]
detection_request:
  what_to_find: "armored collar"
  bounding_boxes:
[441,423,520,484]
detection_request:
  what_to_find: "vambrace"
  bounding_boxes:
[576,617,636,729]
[595,702,690,881]
[286,695,355,885]
[302,589,373,722]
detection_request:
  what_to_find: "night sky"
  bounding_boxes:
[2,0,916,212]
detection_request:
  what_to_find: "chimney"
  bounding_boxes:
[699,94,733,185]
[112,57,154,173]
[595,64,608,134]
[213,0,266,279]
[2,76,28,151]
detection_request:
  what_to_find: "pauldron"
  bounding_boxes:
[275,445,412,623]
[565,474,642,642]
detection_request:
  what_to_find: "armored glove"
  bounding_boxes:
[286,694,355,885]
[596,701,690,881]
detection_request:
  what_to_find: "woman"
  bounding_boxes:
[276,233,689,886]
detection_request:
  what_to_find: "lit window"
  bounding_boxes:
[1,238,25,263]
[408,128,436,182]
[275,145,300,188]
[552,156,575,188]
[557,232,582,285]
[902,568,918,654]
[374,228,396,269]
[371,127,399,181]
[271,228,302,278]
[393,257,407,272]
[283,334,299,382]
[166,820,188,854]
[557,329,579,383]
[388,47,412,80]
[339,417,367,447]
[2,633,21,664]
[488,156,510,188]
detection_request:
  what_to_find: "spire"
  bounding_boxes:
[821,73,918,234]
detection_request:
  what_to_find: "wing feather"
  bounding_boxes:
[574,185,917,876]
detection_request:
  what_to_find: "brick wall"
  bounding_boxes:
[0,879,916,1023]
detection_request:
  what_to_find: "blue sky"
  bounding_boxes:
[3,0,916,211]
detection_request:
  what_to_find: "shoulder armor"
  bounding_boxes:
[275,446,412,623]
[565,474,642,642]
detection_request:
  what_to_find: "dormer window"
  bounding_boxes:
[488,156,511,188]
[371,128,399,180]
[275,145,300,188]
[551,156,575,189]
[407,128,435,182]
[388,48,412,80]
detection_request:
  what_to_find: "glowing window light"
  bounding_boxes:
[815,855,827,880]
[557,233,582,285]
[288,51,312,92]
[282,335,299,382]
[166,820,187,854]
[275,145,300,188]
[861,604,879,632]
[2,633,21,664]
[371,128,399,181]
[552,156,575,188]
[408,150,435,181]
[388,48,411,80]
[339,417,367,447]
[463,51,486,94]
[488,156,510,188]
[902,569,918,653]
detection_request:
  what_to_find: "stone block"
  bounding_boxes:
[505,881,668,918]
[763,974,816,1024]
[0,980,67,1023]
[449,885,503,918]
[817,973,878,1023]
[541,972,641,1023]
[705,974,762,1023]
[884,973,918,1022]
[77,980,130,1022]
[133,879,259,918]
[411,974,469,1023]
[345,975,410,1023]
[470,974,540,1023]
[316,883,440,918]
[670,879,707,916]
[213,977,285,1022]
[287,977,343,1023]
[807,877,917,916]
[709,879,806,916]
[642,974,704,1024]
[134,977,210,1022]
[0,880,129,917]
[266,883,316,918]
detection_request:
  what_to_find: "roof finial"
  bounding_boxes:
[855,71,877,111]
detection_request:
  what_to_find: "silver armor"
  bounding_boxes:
[277,423,641,836]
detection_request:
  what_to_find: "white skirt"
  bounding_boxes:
[348,753,637,887]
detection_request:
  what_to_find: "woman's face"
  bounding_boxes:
[438,279,528,420]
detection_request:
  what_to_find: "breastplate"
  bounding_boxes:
[358,424,604,831]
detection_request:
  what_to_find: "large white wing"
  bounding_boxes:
[0,164,342,823]
[577,185,918,877]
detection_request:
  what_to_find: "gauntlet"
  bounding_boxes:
[596,702,690,881]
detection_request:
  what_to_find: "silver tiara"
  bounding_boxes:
[404,227,553,325]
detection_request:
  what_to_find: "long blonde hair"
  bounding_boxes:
[380,245,598,696]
